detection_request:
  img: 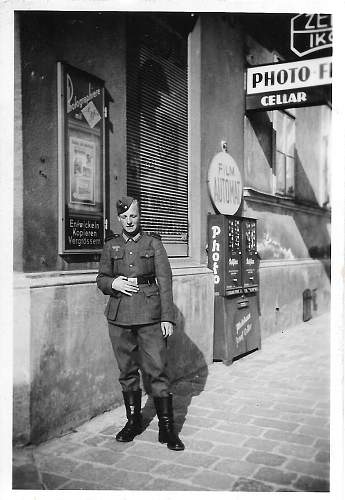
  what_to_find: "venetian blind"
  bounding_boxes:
[127,16,189,256]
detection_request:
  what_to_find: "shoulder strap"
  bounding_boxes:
[105,231,120,242]
[148,232,162,240]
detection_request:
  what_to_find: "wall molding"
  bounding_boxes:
[243,187,331,217]
[259,257,330,269]
[13,266,213,289]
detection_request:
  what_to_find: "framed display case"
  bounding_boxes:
[57,62,106,255]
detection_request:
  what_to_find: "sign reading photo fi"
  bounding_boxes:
[207,149,261,365]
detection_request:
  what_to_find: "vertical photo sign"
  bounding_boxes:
[57,62,105,254]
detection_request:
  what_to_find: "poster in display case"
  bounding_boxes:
[57,62,106,254]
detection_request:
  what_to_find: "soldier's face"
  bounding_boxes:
[118,202,140,233]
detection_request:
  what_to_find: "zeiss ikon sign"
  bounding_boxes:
[246,57,331,111]
[291,14,332,58]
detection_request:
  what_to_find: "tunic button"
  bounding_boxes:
[129,264,133,267]
[129,251,133,255]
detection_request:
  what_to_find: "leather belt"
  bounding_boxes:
[127,276,156,285]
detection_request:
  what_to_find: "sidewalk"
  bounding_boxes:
[13,313,330,492]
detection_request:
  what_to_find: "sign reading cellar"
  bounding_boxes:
[246,56,332,111]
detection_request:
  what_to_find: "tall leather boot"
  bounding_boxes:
[116,390,143,442]
[154,394,185,451]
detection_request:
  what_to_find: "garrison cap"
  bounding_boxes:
[116,196,134,215]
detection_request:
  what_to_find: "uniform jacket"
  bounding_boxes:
[96,230,175,325]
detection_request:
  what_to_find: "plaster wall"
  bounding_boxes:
[19,12,126,272]
[12,274,31,444]
[13,269,213,444]
[245,203,331,261]
[259,259,330,338]
[199,15,245,256]
[14,16,24,272]
[295,105,331,206]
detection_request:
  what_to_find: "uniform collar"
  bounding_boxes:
[122,231,142,243]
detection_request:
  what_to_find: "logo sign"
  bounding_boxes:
[246,57,331,111]
[234,311,252,347]
[291,14,332,58]
[81,100,102,129]
[208,152,242,215]
[66,71,103,128]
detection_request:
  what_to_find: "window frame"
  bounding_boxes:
[272,109,296,198]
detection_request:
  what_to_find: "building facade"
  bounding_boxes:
[13,11,331,444]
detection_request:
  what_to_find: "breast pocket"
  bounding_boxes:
[111,247,125,275]
[139,248,155,275]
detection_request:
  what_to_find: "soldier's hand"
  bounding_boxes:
[161,321,173,338]
[111,276,139,296]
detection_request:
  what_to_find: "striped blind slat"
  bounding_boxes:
[127,16,188,255]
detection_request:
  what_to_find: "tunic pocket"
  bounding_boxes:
[140,248,155,274]
[104,296,121,321]
[142,285,161,320]
[111,247,125,275]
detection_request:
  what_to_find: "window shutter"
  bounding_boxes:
[127,16,188,256]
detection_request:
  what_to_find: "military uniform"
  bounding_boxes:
[96,196,184,451]
[97,230,174,397]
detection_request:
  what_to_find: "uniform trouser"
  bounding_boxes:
[108,322,170,398]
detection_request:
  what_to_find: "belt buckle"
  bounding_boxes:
[127,277,138,285]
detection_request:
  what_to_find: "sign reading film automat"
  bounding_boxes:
[58,62,106,254]
[208,151,243,216]
[246,56,331,111]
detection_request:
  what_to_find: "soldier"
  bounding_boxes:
[96,196,184,451]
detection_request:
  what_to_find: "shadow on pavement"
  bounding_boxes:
[141,305,209,433]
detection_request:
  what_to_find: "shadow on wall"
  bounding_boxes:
[127,56,180,217]
[247,111,274,169]
[248,115,331,281]
[293,151,331,280]
[141,305,209,433]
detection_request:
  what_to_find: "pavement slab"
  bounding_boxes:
[12,313,332,492]
[232,477,275,491]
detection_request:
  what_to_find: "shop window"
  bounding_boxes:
[273,110,295,197]
[127,15,189,257]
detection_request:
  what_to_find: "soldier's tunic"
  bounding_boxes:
[97,230,175,397]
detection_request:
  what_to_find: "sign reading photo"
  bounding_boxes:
[246,56,332,111]
[57,62,106,254]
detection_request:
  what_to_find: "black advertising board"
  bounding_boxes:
[241,218,259,293]
[57,62,106,254]
[65,215,104,251]
[208,214,258,297]
[246,85,331,111]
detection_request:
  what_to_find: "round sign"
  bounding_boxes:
[208,151,243,215]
